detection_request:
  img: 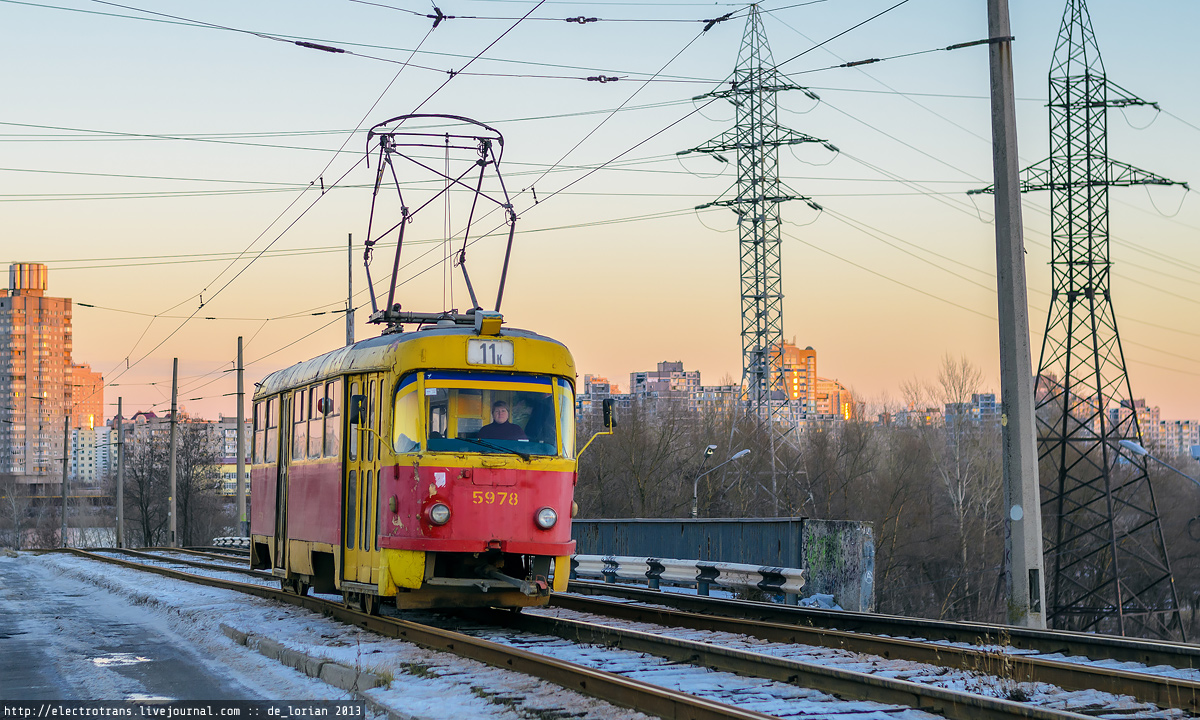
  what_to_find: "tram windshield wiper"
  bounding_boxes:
[457,436,531,462]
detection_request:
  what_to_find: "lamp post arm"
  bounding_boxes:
[1146,454,1200,490]
[691,456,745,518]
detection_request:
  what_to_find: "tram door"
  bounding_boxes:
[344,374,383,585]
[273,392,293,570]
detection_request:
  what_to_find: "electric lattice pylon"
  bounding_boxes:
[680,6,830,475]
[977,0,1188,640]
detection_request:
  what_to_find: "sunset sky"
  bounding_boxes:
[4,0,1198,420]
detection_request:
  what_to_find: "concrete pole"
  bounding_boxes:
[347,233,355,346]
[987,0,1047,629]
[169,358,178,548]
[60,412,69,548]
[236,337,247,537]
[116,397,124,549]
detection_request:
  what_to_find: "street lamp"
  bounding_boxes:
[691,448,751,518]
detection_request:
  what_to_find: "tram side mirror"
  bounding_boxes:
[349,394,367,426]
[602,398,617,430]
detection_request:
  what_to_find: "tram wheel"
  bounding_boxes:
[362,593,379,616]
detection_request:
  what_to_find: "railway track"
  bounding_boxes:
[532,593,1200,717]
[567,580,1200,671]
[45,548,1183,719]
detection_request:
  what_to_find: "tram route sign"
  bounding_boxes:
[467,338,514,366]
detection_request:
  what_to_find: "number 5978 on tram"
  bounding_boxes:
[248,311,596,613]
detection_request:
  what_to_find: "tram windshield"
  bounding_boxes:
[393,371,575,458]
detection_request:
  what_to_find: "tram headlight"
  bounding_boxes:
[428,503,451,526]
[535,507,558,530]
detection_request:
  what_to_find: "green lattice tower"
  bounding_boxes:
[681,5,826,427]
[1028,0,1186,639]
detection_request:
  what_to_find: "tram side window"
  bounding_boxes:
[324,379,341,458]
[265,397,278,464]
[252,402,264,464]
[348,382,359,461]
[367,379,376,462]
[393,373,419,453]
[308,384,323,459]
[556,378,576,458]
[292,389,307,461]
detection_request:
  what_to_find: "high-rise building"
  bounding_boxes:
[71,363,104,430]
[776,342,817,412]
[773,342,855,421]
[0,263,77,495]
[69,425,112,486]
[630,361,701,402]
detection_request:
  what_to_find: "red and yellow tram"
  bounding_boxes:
[249,311,580,612]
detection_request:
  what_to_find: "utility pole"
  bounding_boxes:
[60,411,69,548]
[971,0,1187,640]
[346,233,355,346]
[238,336,250,535]
[236,337,247,537]
[169,358,178,548]
[986,0,1046,629]
[116,397,124,549]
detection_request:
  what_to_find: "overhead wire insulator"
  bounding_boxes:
[702,12,733,32]
[293,40,346,54]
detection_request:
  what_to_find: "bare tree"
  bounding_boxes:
[123,428,168,547]
[0,477,33,549]
[577,398,696,517]
[904,354,1003,619]
[175,421,223,546]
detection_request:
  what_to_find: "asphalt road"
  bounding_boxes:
[0,555,257,701]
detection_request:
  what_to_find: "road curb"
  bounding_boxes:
[220,623,431,720]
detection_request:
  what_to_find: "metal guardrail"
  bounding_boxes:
[212,536,251,549]
[572,554,806,604]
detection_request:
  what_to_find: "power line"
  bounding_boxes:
[782,229,994,320]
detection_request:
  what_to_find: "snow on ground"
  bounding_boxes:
[528,604,1192,719]
[595,584,1200,686]
[12,553,649,720]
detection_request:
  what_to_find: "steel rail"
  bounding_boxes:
[567,581,1200,669]
[481,608,1098,720]
[174,546,251,561]
[551,592,1200,714]
[185,545,251,558]
[47,549,774,720]
[89,547,272,581]
[49,550,1100,720]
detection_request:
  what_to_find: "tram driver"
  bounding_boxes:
[477,400,527,441]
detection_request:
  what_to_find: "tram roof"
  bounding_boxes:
[253,325,567,400]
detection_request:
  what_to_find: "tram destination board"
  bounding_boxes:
[2,702,368,718]
[467,338,514,366]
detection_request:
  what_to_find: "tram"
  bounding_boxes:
[249,310,595,612]
[248,114,613,612]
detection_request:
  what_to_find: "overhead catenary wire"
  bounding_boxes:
[88,3,548,402]
[88,2,526,394]
[13,0,1193,411]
